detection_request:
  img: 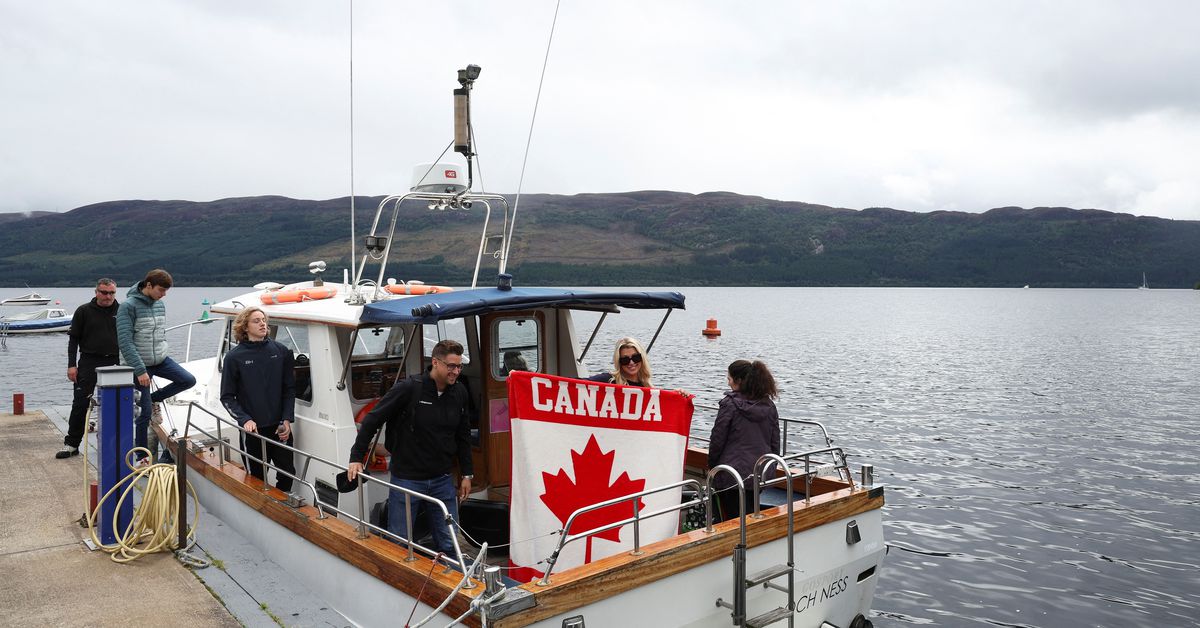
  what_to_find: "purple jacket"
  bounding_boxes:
[708,391,780,489]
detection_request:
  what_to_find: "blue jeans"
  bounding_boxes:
[388,474,459,555]
[135,357,196,457]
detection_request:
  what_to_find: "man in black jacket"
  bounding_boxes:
[347,339,473,555]
[59,278,120,459]
[220,306,296,492]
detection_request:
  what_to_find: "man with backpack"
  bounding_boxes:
[346,339,473,555]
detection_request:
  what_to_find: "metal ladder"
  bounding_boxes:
[710,449,854,628]
[708,454,796,628]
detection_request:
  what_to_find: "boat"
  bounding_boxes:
[0,308,71,334]
[1139,273,1149,290]
[1,291,51,305]
[157,67,885,628]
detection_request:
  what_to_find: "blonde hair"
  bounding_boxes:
[232,306,268,343]
[610,336,651,387]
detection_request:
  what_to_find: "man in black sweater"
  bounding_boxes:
[59,278,120,459]
[347,339,473,555]
[220,306,296,492]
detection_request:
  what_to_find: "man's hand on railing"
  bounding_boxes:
[347,461,364,481]
[244,419,258,433]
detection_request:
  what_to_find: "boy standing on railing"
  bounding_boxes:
[116,269,196,464]
[220,306,296,492]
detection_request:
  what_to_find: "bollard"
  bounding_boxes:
[12,393,24,415]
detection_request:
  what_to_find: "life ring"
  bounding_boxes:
[260,286,338,305]
[354,399,389,471]
[384,282,454,296]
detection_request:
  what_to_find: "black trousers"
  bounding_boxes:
[66,354,118,448]
[241,427,296,492]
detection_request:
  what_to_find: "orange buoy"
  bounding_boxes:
[702,318,721,337]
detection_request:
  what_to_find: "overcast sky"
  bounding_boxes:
[3,1,1198,220]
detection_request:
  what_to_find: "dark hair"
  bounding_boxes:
[432,339,464,360]
[143,269,173,289]
[728,359,777,400]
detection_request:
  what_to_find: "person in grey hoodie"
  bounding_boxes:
[708,359,780,522]
[116,269,196,463]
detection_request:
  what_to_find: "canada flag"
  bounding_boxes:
[507,372,694,582]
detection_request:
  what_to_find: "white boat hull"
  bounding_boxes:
[186,460,883,628]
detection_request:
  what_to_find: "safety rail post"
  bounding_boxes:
[706,465,747,627]
[631,498,643,556]
[177,436,188,551]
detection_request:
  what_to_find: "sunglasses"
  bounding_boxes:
[618,353,643,366]
[97,290,116,295]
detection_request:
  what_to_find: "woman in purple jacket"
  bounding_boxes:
[708,359,780,522]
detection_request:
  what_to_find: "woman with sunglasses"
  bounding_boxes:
[708,359,780,522]
[588,337,652,387]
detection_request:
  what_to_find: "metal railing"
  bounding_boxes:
[690,403,850,482]
[751,446,853,510]
[181,402,473,578]
[165,318,218,363]
[537,478,705,585]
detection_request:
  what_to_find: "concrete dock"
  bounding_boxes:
[0,409,350,628]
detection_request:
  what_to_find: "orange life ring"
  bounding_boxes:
[260,286,338,305]
[384,282,454,296]
[354,399,389,471]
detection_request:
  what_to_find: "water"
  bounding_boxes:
[2,285,1197,626]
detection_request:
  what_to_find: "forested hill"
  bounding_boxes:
[2,192,1197,288]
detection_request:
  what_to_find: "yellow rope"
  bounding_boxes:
[83,442,203,564]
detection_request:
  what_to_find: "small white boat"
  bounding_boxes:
[0,308,71,334]
[1,291,51,306]
[1138,273,1149,290]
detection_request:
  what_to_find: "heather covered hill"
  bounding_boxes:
[2,192,1196,287]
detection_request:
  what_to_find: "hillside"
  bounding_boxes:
[1,192,1197,287]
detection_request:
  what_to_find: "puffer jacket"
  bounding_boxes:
[708,391,780,490]
[116,281,168,376]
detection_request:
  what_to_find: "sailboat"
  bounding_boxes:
[1139,273,1149,290]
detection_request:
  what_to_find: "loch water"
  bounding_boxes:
[2,285,1197,627]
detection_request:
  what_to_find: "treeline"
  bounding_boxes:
[1,192,1197,288]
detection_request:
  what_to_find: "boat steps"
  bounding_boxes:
[745,606,792,628]
[744,563,792,588]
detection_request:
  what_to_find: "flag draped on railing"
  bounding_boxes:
[506,371,694,582]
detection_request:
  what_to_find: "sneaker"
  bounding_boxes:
[55,445,79,459]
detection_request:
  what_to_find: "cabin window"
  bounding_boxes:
[271,323,313,403]
[423,319,472,363]
[350,326,409,401]
[354,326,406,359]
[492,317,541,379]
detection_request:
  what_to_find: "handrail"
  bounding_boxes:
[691,402,848,482]
[751,446,854,510]
[537,478,704,585]
[181,401,474,577]
[705,464,747,626]
[165,318,218,363]
[356,190,512,293]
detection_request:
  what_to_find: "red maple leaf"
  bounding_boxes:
[540,434,646,563]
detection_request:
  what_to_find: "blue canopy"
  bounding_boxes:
[360,287,685,325]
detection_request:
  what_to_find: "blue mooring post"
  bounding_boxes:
[95,365,135,545]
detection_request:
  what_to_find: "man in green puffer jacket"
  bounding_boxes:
[116,269,196,463]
